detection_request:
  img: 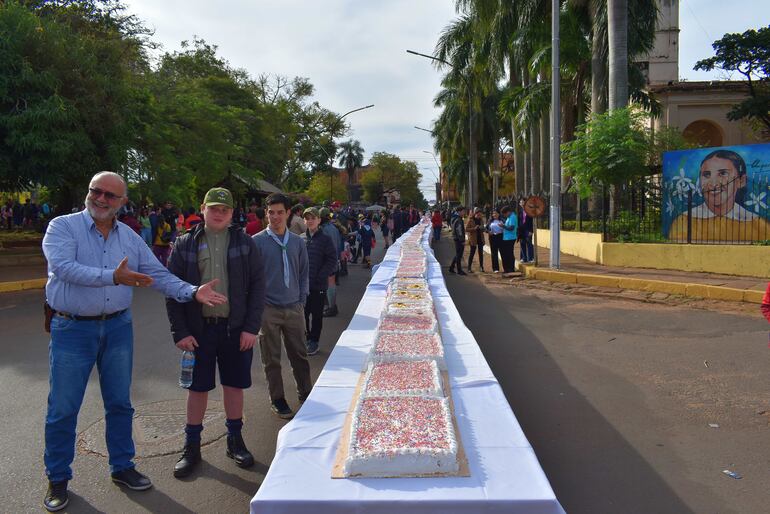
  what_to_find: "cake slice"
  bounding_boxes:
[361,359,443,397]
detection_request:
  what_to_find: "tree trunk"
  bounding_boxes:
[608,0,628,111]
[530,120,540,196]
[522,69,533,195]
[540,113,550,194]
[509,56,525,196]
[590,0,607,116]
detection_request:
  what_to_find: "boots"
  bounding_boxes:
[174,441,201,478]
[226,433,255,468]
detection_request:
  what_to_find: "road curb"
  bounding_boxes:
[0,278,47,293]
[520,265,763,304]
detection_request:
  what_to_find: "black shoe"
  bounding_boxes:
[226,433,255,468]
[458,271,467,276]
[173,441,201,478]
[270,398,294,420]
[44,481,68,512]
[448,268,456,274]
[306,340,319,356]
[323,306,338,317]
[111,467,152,491]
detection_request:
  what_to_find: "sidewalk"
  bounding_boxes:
[0,259,47,293]
[517,246,768,304]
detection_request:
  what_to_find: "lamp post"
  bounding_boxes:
[549,0,561,269]
[407,49,476,209]
[301,105,374,203]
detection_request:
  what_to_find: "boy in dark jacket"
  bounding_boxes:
[302,208,338,355]
[166,188,266,479]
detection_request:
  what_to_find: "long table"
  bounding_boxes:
[250,225,566,514]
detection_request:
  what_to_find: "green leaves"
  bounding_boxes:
[695,26,770,132]
[360,153,425,207]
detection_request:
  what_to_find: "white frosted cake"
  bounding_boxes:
[389,289,432,302]
[343,396,459,477]
[371,332,446,370]
[379,313,437,333]
[361,359,442,397]
[385,300,434,316]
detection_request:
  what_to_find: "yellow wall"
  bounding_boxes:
[535,229,604,262]
[536,229,770,278]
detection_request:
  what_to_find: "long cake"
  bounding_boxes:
[371,331,446,370]
[343,396,459,477]
[378,313,437,333]
[361,359,442,397]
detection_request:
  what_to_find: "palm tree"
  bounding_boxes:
[337,139,364,201]
[608,0,628,110]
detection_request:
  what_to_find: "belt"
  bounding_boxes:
[203,317,228,325]
[54,309,127,321]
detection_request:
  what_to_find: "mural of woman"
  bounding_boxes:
[668,150,770,242]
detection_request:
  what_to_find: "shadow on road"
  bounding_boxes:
[434,237,698,514]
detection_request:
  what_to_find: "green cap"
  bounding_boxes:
[303,207,320,218]
[203,187,234,208]
[319,207,331,219]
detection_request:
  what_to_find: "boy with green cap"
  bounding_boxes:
[166,187,266,478]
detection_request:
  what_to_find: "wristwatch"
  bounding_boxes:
[191,285,200,299]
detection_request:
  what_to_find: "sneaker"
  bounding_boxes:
[111,467,153,491]
[448,268,456,274]
[493,270,500,274]
[457,271,467,276]
[44,481,68,512]
[323,306,338,317]
[306,340,319,356]
[271,398,294,420]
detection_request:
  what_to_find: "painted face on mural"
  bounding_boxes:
[699,156,746,216]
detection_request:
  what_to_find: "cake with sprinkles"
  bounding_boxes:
[389,289,431,302]
[361,360,442,397]
[379,313,437,333]
[371,332,446,369]
[343,396,459,477]
[385,300,434,316]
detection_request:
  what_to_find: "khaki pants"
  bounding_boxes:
[259,303,312,402]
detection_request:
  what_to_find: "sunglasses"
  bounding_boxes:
[89,187,123,201]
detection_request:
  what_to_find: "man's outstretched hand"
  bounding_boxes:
[113,257,153,287]
[195,279,228,306]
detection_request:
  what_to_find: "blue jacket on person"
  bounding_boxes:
[503,213,518,241]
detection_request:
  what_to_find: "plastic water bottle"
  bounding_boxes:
[179,350,195,389]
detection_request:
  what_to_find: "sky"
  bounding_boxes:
[123,0,768,202]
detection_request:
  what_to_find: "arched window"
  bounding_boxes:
[682,120,724,147]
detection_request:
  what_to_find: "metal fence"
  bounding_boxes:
[508,173,770,245]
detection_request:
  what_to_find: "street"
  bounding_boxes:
[1,235,769,513]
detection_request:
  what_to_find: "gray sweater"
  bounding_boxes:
[253,229,309,307]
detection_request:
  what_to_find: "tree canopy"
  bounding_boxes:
[360,152,425,207]
[694,25,770,133]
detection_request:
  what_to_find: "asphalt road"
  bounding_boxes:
[3,233,769,514]
[0,239,387,513]
[434,236,770,514]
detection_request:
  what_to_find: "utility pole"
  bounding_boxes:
[549,0,561,269]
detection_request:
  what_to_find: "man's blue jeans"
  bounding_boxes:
[433,226,441,241]
[45,311,135,482]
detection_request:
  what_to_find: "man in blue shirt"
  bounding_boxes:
[41,172,226,512]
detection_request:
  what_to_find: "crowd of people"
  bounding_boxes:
[439,199,535,276]
[37,171,432,512]
[1,198,53,230]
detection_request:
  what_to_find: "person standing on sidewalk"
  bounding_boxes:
[486,209,504,273]
[466,207,486,273]
[359,216,376,268]
[518,198,534,263]
[448,206,467,275]
[302,207,337,356]
[500,205,518,273]
[166,188,266,478]
[761,282,770,323]
[41,172,226,512]
[253,193,311,420]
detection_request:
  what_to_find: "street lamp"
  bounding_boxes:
[301,104,374,203]
[407,49,476,209]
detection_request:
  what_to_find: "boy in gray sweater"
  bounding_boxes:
[253,193,311,419]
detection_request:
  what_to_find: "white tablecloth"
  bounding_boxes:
[250,225,566,514]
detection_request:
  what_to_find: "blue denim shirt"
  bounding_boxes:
[43,210,196,316]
